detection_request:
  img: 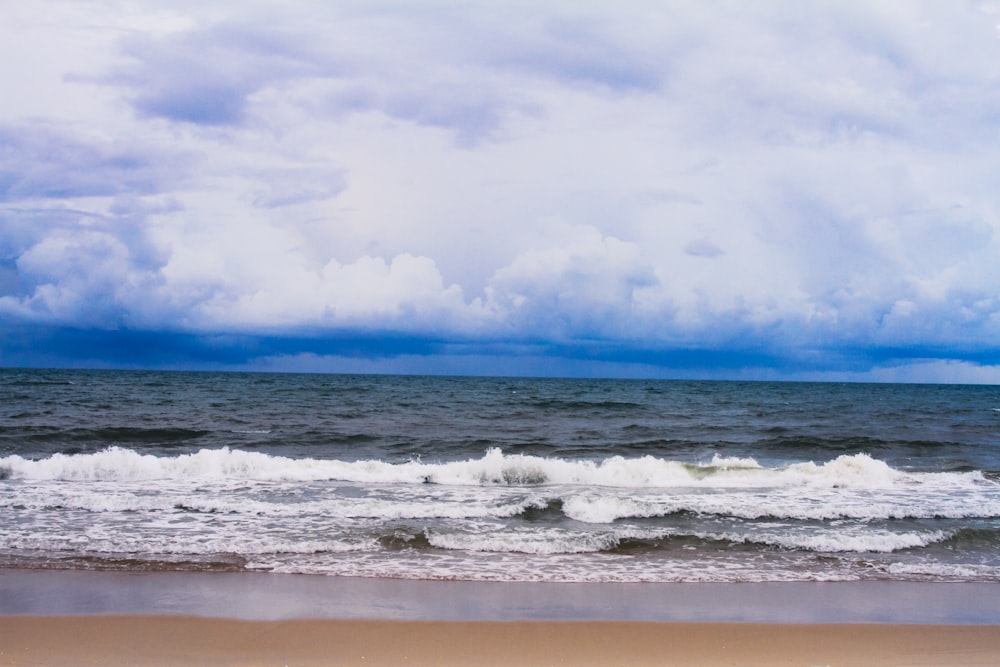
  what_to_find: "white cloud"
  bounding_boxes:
[484,225,657,339]
[191,252,479,332]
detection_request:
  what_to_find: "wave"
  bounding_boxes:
[886,562,1000,580]
[0,447,992,491]
[419,526,953,556]
[0,553,249,573]
[520,398,646,412]
[560,493,1000,522]
[0,427,211,444]
[7,483,994,525]
[0,531,374,558]
[0,520,959,565]
[426,529,623,555]
[3,379,75,386]
[0,488,553,521]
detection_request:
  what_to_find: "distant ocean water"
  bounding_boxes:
[1,368,999,583]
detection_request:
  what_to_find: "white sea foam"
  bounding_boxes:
[1,447,988,491]
[4,448,997,529]
[561,488,1000,523]
[720,529,952,553]
[886,562,1000,579]
[426,529,623,555]
[0,530,375,557]
[251,551,869,583]
[0,484,551,521]
[393,524,949,556]
[707,453,762,469]
[562,495,680,523]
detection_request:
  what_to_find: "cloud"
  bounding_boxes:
[1,228,159,328]
[92,8,531,144]
[185,252,481,332]
[91,2,667,144]
[683,239,724,258]
[250,167,348,208]
[2,1,1000,382]
[0,258,18,297]
[0,123,185,200]
[1,211,484,336]
[484,226,659,340]
[105,22,330,127]
[491,13,665,92]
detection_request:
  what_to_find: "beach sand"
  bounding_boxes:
[2,616,1000,666]
[3,573,1000,666]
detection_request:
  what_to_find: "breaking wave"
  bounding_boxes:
[0,447,985,490]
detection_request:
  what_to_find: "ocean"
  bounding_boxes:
[1,368,999,584]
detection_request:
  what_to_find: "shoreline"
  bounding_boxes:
[4,569,1000,624]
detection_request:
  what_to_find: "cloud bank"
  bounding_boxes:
[1,1,999,381]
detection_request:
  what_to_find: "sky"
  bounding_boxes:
[2,1,1000,382]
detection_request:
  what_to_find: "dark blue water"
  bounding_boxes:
[2,368,999,582]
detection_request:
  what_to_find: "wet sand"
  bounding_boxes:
[5,570,1000,623]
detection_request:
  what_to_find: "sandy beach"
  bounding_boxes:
[3,572,1000,665]
[1,616,1000,666]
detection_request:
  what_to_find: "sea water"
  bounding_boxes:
[1,369,998,583]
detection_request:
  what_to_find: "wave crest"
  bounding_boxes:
[0,447,989,493]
